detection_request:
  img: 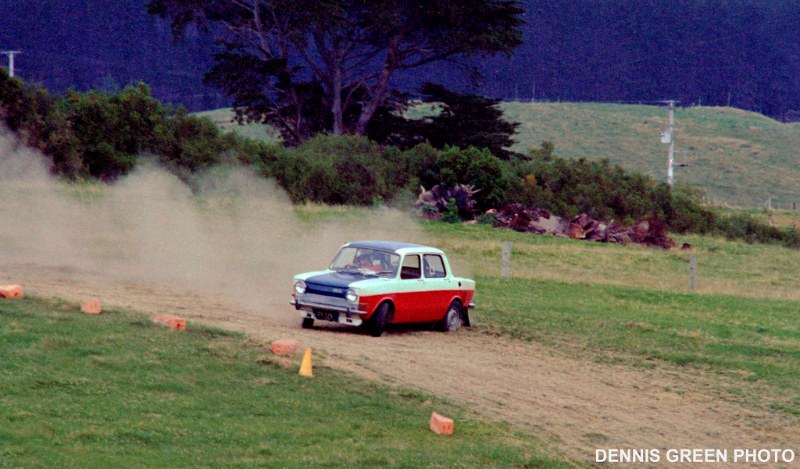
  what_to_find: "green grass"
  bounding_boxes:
[503,102,800,208]
[427,222,800,303]
[192,108,281,143]
[475,277,800,389]
[419,221,800,413]
[0,297,569,467]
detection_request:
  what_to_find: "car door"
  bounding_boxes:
[393,253,424,322]
[420,254,453,321]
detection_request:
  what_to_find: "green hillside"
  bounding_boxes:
[504,102,800,208]
[195,103,800,208]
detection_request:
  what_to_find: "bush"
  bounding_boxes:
[665,182,717,233]
[715,213,785,245]
[0,73,277,182]
[272,135,399,205]
[476,212,500,226]
[510,144,719,232]
[515,147,660,221]
[441,198,461,223]
[405,144,511,211]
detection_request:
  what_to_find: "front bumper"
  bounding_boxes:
[291,297,368,327]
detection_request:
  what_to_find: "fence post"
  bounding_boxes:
[501,241,512,277]
[689,255,697,292]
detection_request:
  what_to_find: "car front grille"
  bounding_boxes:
[299,293,350,309]
[305,282,348,298]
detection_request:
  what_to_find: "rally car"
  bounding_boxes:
[290,241,476,337]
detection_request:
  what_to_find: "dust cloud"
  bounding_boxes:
[0,128,426,317]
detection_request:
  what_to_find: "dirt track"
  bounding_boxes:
[5,262,799,466]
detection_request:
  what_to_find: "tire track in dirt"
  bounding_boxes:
[5,262,799,466]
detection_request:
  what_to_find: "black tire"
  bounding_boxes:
[439,301,464,332]
[301,317,315,329]
[368,302,390,337]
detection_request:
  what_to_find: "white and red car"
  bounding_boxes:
[290,241,476,336]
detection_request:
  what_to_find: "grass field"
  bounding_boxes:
[193,108,281,144]
[423,221,800,413]
[0,297,567,467]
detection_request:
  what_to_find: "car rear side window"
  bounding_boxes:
[423,254,446,278]
[400,254,421,279]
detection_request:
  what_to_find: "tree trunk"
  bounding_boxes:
[331,66,344,135]
[355,35,401,135]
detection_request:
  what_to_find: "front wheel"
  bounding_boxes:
[368,303,390,337]
[301,317,315,329]
[439,301,464,332]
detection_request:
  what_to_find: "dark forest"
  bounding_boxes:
[1,0,798,118]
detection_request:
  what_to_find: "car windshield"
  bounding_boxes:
[329,247,400,278]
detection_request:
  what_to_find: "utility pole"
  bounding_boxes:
[661,100,677,186]
[1,50,21,77]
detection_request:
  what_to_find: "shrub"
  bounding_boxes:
[405,144,512,211]
[273,135,399,205]
[441,198,461,223]
[0,73,272,181]
[715,213,785,245]
[784,227,800,249]
[664,182,717,233]
[476,212,500,226]
[512,144,718,232]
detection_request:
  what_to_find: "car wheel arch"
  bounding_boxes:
[377,299,395,323]
[444,297,470,328]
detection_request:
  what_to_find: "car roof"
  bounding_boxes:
[345,240,443,255]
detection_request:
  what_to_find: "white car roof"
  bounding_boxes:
[345,240,444,255]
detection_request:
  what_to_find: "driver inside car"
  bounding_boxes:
[355,253,382,272]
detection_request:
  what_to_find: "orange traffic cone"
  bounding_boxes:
[299,347,313,377]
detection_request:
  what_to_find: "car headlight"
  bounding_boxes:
[294,280,306,295]
[346,288,358,303]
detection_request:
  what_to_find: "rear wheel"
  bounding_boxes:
[301,317,315,329]
[368,303,390,337]
[440,301,463,332]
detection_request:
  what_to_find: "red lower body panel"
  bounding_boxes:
[360,289,474,324]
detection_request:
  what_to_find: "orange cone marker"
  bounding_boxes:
[271,339,299,356]
[151,315,187,331]
[429,412,454,435]
[0,285,24,299]
[81,298,102,315]
[299,347,313,377]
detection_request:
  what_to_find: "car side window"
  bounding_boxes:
[423,254,447,278]
[400,254,421,279]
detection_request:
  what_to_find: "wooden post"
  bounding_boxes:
[501,241,512,277]
[793,202,797,211]
[689,256,697,292]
